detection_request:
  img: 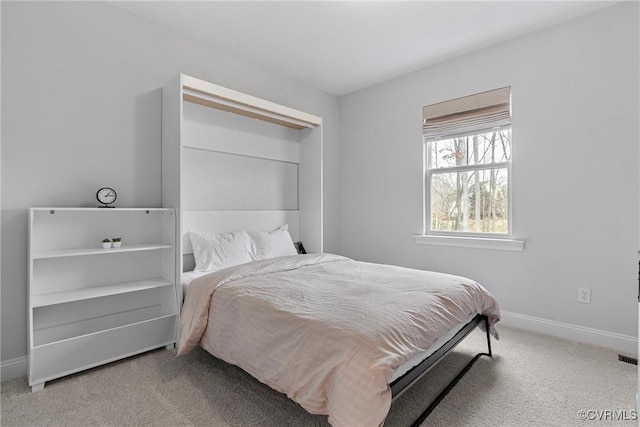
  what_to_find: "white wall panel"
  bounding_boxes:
[182,101,300,163]
[182,148,298,211]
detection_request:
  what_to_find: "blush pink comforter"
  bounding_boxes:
[178,253,500,427]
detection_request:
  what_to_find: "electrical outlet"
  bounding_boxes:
[578,287,591,304]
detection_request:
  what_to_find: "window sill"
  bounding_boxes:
[413,234,525,252]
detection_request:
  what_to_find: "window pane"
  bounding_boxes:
[468,129,511,165]
[429,138,468,169]
[430,168,509,234]
[429,128,511,169]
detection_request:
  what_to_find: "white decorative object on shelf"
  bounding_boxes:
[101,238,112,249]
[112,237,122,248]
[28,207,177,392]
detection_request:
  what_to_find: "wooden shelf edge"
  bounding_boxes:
[181,74,322,129]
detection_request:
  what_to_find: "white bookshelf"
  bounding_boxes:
[28,208,178,392]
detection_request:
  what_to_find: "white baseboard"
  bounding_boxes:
[1,356,27,382]
[500,311,638,356]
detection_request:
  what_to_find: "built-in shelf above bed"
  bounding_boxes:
[181,75,322,130]
[162,74,324,300]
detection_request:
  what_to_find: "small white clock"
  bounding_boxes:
[96,187,117,207]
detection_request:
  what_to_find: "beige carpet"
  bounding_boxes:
[1,326,636,427]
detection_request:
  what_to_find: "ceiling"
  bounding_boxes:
[111,1,617,96]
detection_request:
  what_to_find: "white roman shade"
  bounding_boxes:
[423,86,511,140]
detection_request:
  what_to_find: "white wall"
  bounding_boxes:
[1,1,340,364]
[338,3,639,347]
[2,0,638,376]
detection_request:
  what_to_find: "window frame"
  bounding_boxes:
[423,126,514,239]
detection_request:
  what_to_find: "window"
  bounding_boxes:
[427,128,511,234]
[423,87,514,238]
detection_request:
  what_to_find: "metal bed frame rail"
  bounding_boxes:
[389,314,493,427]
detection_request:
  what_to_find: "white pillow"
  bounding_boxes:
[189,230,255,272]
[247,225,298,260]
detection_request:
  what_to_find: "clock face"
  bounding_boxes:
[96,187,117,205]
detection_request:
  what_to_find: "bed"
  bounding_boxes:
[163,75,499,426]
[176,227,500,427]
